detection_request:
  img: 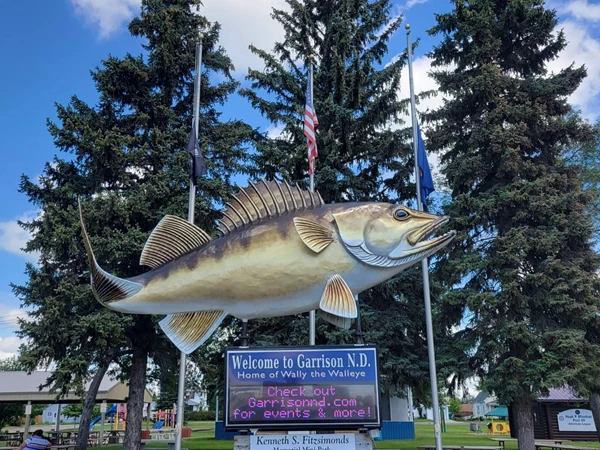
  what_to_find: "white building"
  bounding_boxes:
[42,405,78,424]
[472,392,498,418]
[185,391,208,411]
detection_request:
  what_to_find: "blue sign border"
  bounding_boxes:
[224,344,381,431]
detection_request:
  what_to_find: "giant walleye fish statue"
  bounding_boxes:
[79,180,456,354]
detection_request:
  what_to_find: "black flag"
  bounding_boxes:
[187,126,207,184]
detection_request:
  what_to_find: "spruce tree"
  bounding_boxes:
[424,1,600,448]
[194,0,456,404]
[13,1,252,449]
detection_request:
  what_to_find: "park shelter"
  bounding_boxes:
[0,371,153,404]
[0,371,153,438]
[508,387,597,441]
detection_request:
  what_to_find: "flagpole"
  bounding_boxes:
[175,31,203,450]
[406,24,443,450]
[308,55,316,347]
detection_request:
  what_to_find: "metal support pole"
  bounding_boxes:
[215,396,219,423]
[241,319,249,347]
[406,24,443,450]
[175,32,203,450]
[308,173,316,345]
[308,57,317,346]
[100,401,106,446]
[354,295,364,344]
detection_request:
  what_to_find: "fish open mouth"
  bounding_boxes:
[388,216,456,259]
[408,216,453,247]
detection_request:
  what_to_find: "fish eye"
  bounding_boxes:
[394,209,409,221]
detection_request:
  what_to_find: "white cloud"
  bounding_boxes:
[394,54,450,181]
[562,0,600,22]
[546,19,600,121]
[0,336,25,360]
[199,0,288,76]
[0,212,40,263]
[266,124,285,139]
[70,0,141,38]
[402,0,430,10]
[68,0,288,76]
[399,55,449,123]
[0,299,29,359]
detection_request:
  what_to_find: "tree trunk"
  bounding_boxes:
[512,395,535,450]
[123,341,148,450]
[76,353,115,450]
[589,392,600,441]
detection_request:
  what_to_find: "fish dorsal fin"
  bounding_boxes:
[217,179,325,236]
[140,215,212,269]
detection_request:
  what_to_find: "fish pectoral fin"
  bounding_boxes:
[319,275,357,318]
[159,310,227,354]
[319,310,352,330]
[293,217,335,253]
[140,215,212,269]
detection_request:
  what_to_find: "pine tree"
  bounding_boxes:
[13,1,252,449]
[424,1,600,448]
[193,0,458,404]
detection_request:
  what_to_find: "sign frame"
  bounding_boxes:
[224,344,381,431]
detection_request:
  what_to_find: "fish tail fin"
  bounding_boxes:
[78,199,143,306]
[159,310,227,354]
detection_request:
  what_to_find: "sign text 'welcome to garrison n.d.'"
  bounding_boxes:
[224,345,380,430]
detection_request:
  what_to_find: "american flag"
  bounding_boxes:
[304,64,318,175]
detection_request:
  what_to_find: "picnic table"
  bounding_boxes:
[140,439,176,450]
[417,446,501,450]
[534,444,596,450]
[490,438,571,450]
[52,444,77,450]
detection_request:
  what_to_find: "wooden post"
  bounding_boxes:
[100,401,106,446]
[146,403,150,431]
[55,404,61,434]
[23,402,32,438]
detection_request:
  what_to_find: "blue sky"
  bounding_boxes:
[0,0,599,359]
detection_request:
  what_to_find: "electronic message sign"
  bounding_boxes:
[224,345,380,430]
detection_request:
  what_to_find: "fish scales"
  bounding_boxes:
[126,206,356,314]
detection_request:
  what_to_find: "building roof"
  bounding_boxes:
[473,392,489,403]
[0,371,153,404]
[485,406,508,417]
[538,386,585,402]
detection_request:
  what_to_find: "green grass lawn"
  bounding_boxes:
[6,421,600,450]
[179,421,600,450]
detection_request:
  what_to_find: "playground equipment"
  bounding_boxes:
[485,406,511,435]
[89,404,117,430]
[155,409,176,429]
[113,404,127,430]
